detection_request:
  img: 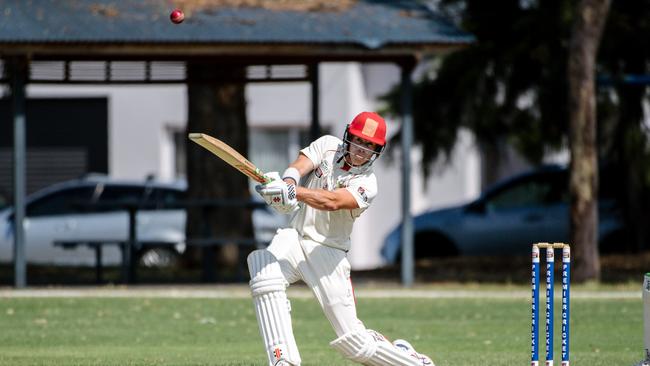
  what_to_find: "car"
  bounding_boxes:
[0,175,287,266]
[381,165,625,264]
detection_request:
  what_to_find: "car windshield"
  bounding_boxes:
[484,172,568,211]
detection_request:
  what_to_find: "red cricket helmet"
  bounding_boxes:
[346,111,387,147]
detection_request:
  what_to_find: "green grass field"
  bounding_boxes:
[0,286,643,365]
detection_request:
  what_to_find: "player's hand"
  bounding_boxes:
[255,171,280,206]
[255,176,298,214]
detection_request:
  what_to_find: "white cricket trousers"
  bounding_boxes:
[248,228,366,365]
[267,228,365,336]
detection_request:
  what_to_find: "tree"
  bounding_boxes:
[382,0,573,185]
[567,0,611,282]
[185,62,253,276]
[381,0,650,281]
[598,0,650,253]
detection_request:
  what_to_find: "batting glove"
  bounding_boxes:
[255,173,298,214]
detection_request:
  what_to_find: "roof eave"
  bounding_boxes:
[0,41,473,62]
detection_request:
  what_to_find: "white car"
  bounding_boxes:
[0,176,287,266]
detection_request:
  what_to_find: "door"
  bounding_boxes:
[73,184,147,265]
[24,185,96,264]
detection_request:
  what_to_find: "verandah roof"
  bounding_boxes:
[0,0,473,60]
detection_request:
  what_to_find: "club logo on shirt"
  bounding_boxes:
[337,175,353,188]
[315,160,330,178]
[357,186,368,202]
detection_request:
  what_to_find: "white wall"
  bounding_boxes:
[27,85,187,182]
[246,63,371,134]
[26,62,481,270]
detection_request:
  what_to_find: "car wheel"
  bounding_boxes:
[138,247,180,268]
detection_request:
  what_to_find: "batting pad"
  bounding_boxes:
[248,250,301,366]
[330,329,432,366]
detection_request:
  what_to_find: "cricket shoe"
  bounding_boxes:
[393,339,435,366]
[633,351,650,366]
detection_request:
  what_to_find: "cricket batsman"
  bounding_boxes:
[250,111,434,366]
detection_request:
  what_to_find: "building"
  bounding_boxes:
[20,61,480,269]
[0,1,475,277]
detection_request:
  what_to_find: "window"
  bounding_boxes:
[27,186,95,217]
[148,187,185,209]
[91,185,146,212]
[249,128,315,172]
[171,127,316,184]
[247,128,312,191]
[98,185,145,203]
[249,129,291,173]
[485,173,568,211]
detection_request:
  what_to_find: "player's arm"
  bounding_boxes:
[282,153,314,184]
[280,149,359,211]
[296,187,359,211]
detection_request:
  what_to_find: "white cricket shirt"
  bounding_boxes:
[290,135,377,251]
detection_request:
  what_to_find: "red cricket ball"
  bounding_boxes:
[170,8,184,24]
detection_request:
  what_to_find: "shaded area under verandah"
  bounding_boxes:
[0,0,474,287]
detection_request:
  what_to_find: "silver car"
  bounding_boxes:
[0,176,286,266]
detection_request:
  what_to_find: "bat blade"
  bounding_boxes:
[188,133,269,184]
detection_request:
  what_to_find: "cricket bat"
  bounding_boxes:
[188,133,270,184]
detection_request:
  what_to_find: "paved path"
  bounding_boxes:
[0,285,640,299]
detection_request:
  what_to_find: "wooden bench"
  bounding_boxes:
[184,238,268,282]
[53,238,269,284]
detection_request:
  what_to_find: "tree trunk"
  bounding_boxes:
[567,0,611,282]
[185,62,252,273]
